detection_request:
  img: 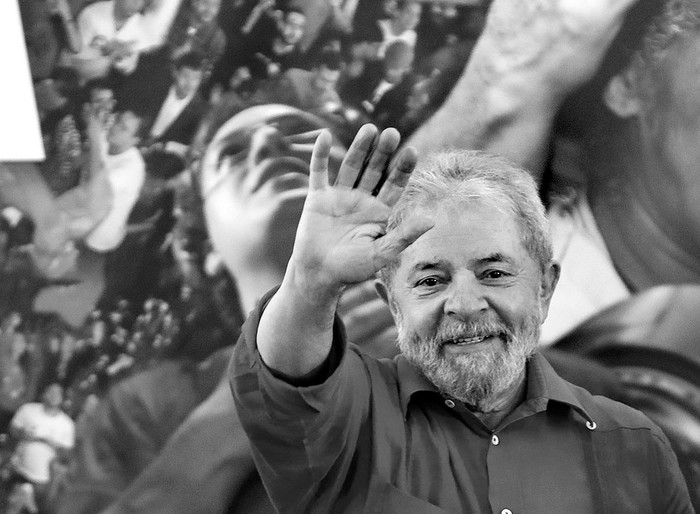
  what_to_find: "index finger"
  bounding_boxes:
[375,145,418,206]
[309,129,333,190]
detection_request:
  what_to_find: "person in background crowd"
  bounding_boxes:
[351,0,422,61]
[137,51,209,180]
[340,39,418,131]
[31,107,147,328]
[211,3,308,87]
[253,48,345,116]
[61,0,181,80]
[7,383,75,513]
[165,0,226,73]
[231,124,693,513]
[20,0,81,83]
[0,314,32,432]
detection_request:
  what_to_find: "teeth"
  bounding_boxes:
[453,336,486,345]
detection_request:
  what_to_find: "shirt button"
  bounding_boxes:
[586,420,597,430]
[491,434,500,445]
[444,399,455,408]
[501,509,513,514]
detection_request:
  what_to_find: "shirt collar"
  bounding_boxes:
[396,352,594,424]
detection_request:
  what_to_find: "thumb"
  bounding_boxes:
[373,215,434,272]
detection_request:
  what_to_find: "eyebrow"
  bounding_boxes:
[408,253,514,274]
[477,253,514,266]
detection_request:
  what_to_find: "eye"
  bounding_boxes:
[482,269,510,281]
[415,276,441,288]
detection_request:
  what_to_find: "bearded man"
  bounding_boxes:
[230,124,692,513]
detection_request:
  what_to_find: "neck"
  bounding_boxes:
[108,143,130,156]
[587,131,700,290]
[43,405,60,415]
[470,368,527,429]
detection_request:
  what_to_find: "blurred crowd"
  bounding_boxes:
[2,0,700,511]
[1,0,489,511]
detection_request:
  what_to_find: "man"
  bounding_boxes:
[231,124,693,512]
[57,105,348,513]
[340,39,417,125]
[137,51,208,179]
[8,383,75,513]
[32,107,147,327]
[352,0,422,59]
[408,0,700,344]
[212,4,308,86]
[165,0,226,69]
[81,109,146,253]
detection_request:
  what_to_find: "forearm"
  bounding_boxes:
[256,260,342,378]
[409,35,563,178]
[409,0,640,179]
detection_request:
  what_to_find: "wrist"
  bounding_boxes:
[285,259,345,310]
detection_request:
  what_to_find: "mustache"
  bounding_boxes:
[429,318,513,347]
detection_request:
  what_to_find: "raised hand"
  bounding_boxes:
[257,124,432,377]
[288,124,433,302]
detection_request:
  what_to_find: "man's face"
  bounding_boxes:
[385,200,553,406]
[43,384,63,410]
[192,0,221,24]
[634,32,700,245]
[173,65,204,99]
[279,11,306,46]
[107,111,141,152]
[90,87,115,122]
[202,107,337,276]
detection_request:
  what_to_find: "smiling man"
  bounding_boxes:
[231,126,693,513]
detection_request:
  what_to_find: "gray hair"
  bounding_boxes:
[377,150,552,285]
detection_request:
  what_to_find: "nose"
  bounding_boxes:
[246,125,288,170]
[443,274,488,320]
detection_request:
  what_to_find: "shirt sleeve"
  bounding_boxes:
[229,287,372,514]
[649,429,695,513]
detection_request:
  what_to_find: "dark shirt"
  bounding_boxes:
[231,290,693,514]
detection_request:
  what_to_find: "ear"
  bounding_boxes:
[602,65,642,119]
[375,279,390,306]
[538,262,560,322]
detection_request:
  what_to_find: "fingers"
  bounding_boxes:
[309,130,333,190]
[357,128,401,193]
[317,124,418,207]
[375,145,418,207]
[334,124,379,188]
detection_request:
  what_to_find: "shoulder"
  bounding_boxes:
[12,402,40,421]
[566,379,665,436]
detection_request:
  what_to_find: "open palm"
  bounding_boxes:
[290,124,432,292]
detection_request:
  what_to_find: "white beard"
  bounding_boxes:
[395,312,540,410]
